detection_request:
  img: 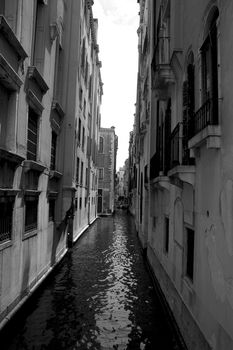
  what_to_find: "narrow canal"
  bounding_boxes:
[1,212,186,350]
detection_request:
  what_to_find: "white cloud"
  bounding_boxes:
[93,0,139,169]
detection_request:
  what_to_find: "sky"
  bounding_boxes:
[92,0,139,170]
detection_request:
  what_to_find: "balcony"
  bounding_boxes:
[188,98,221,150]
[153,37,174,99]
[168,122,195,186]
[150,152,170,190]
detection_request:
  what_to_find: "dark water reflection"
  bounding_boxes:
[1,212,185,349]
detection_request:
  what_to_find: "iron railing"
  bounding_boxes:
[170,122,195,168]
[189,98,218,139]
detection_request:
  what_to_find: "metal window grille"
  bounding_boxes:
[0,202,13,242]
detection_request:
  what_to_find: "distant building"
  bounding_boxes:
[116,160,129,200]
[97,127,118,215]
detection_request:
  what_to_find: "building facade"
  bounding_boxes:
[0,0,102,331]
[72,1,103,242]
[97,127,118,215]
[131,0,233,349]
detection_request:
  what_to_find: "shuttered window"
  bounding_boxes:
[27,108,38,161]
[50,131,57,170]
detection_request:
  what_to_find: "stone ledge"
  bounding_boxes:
[23,160,46,173]
[0,148,24,165]
[0,15,27,60]
[188,125,221,151]
[0,54,23,90]
[150,175,170,190]
[168,165,196,186]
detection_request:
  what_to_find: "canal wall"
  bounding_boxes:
[0,217,98,332]
[147,244,211,350]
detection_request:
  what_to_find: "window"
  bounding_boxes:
[81,39,85,73]
[49,199,55,222]
[200,8,219,123]
[164,217,169,254]
[25,197,38,232]
[182,52,195,161]
[0,201,13,242]
[186,227,195,281]
[83,99,86,117]
[85,59,89,86]
[79,88,83,109]
[82,127,85,151]
[98,168,104,180]
[27,108,39,161]
[99,136,104,153]
[32,0,46,72]
[88,113,91,130]
[76,157,80,184]
[80,161,83,185]
[88,75,92,100]
[79,197,82,209]
[54,44,63,103]
[78,118,81,145]
[50,131,57,170]
[0,84,10,148]
[85,167,88,187]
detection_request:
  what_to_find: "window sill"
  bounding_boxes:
[0,15,27,60]
[52,100,65,119]
[0,188,20,198]
[0,54,23,91]
[183,275,194,293]
[47,191,58,198]
[23,160,46,173]
[49,170,63,179]
[27,66,49,95]
[188,125,221,151]
[0,240,12,251]
[0,148,24,165]
[23,229,37,240]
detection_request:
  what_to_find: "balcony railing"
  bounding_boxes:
[189,98,218,139]
[170,122,195,168]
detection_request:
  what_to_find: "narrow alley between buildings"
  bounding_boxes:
[1,212,186,350]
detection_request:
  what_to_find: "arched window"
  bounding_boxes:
[201,7,219,123]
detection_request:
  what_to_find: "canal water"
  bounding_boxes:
[1,212,186,350]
